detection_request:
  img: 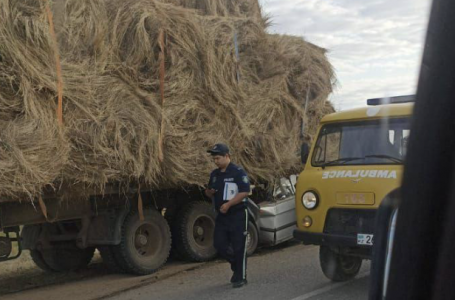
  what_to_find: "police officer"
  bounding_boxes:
[205,143,250,288]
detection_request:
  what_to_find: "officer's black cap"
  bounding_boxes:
[207,143,230,156]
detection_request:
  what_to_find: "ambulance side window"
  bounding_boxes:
[314,127,341,164]
[402,130,410,157]
[388,128,411,158]
[389,131,395,144]
[327,131,341,161]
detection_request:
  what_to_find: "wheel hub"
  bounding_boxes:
[137,234,148,246]
[341,256,358,272]
[134,224,161,258]
[195,226,204,236]
[192,215,215,247]
[246,233,252,248]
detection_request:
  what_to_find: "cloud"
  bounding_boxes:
[259,0,432,110]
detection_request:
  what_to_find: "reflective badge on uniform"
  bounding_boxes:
[212,177,217,184]
[242,176,249,184]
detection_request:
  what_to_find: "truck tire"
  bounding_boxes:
[98,246,125,273]
[246,220,259,256]
[111,209,171,275]
[319,246,362,282]
[30,249,53,272]
[41,244,95,272]
[172,201,217,262]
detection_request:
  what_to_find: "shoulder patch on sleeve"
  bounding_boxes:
[242,176,249,184]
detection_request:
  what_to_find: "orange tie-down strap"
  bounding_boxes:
[38,195,58,223]
[138,189,145,222]
[43,0,64,125]
[158,29,166,162]
[38,195,49,220]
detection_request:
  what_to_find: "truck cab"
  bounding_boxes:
[293,96,413,282]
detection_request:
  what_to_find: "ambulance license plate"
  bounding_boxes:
[357,234,374,246]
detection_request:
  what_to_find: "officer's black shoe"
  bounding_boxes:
[232,279,248,288]
[230,274,236,283]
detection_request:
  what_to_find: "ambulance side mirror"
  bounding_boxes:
[301,143,310,164]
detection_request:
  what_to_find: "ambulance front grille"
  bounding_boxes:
[323,208,376,236]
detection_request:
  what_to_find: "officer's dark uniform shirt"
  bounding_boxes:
[208,163,250,214]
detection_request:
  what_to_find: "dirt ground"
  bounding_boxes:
[0,250,108,295]
[0,242,297,299]
[0,248,205,300]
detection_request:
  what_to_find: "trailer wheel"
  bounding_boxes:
[41,245,95,272]
[319,246,362,282]
[98,246,124,273]
[30,249,53,272]
[111,209,171,275]
[172,201,217,262]
[246,220,259,256]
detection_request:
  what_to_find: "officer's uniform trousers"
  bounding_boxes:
[213,208,248,281]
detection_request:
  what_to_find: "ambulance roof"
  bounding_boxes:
[321,103,413,123]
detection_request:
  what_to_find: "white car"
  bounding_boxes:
[246,176,297,255]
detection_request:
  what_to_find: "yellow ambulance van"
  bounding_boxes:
[293,96,413,281]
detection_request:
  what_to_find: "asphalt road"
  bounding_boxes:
[111,243,371,300]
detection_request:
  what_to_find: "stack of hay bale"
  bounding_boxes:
[0,0,335,202]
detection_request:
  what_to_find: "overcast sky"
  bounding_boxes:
[258,0,432,110]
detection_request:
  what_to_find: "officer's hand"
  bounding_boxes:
[220,203,230,214]
[205,188,216,198]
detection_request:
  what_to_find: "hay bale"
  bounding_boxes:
[157,0,264,21]
[0,0,335,202]
[235,34,335,179]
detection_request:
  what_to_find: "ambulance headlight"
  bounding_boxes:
[302,192,318,210]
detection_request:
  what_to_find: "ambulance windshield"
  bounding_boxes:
[312,118,411,167]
